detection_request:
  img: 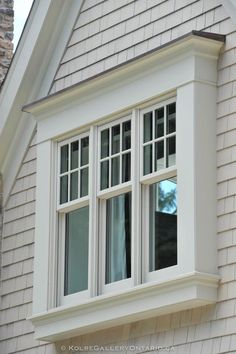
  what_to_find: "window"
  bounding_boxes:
[58,134,90,305]
[57,101,178,303]
[30,33,222,341]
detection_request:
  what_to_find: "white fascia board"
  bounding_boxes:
[28,36,224,145]
[30,272,219,342]
[0,0,83,205]
[222,0,236,24]
[24,34,224,120]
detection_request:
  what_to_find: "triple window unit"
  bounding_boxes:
[57,98,177,304]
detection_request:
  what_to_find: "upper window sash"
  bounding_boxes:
[140,98,176,183]
[57,132,89,210]
[98,116,132,197]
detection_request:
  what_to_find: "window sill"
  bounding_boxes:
[30,271,219,342]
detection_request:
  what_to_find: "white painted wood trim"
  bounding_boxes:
[30,272,219,342]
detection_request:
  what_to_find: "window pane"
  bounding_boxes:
[70,172,78,201]
[149,179,177,272]
[111,157,120,187]
[81,137,89,166]
[167,136,176,167]
[122,152,131,183]
[143,144,152,175]
[106,192,131,284]
[80,167,89,197]
[60,175,68,204]
[71,141,78,170]
[112,125,120,155]
[122,120,131,151]
[101,160,109,190]
[155,140,164,171]
[155,107,164,138]
[64,206,89,295]
[167,102,176,134]
[101,129,109,159]
[60,145,68,173]
[143,112,152,143]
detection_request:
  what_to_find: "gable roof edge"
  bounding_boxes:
[0,0,84,206]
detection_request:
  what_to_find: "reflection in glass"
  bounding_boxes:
[122,153,131,183]
[112,125,120,155]
[80,168,88,197]
[61,145,69,173]
[70,172,78,201]
[64,206,89,295]
[60,175,68,204]
[167,136,176,167]
[71,141,78,170]
[149,179,177,272]
[81,137,89,166]
[143,112,152,142]
[167,103,176,134]
[101,160,109,190]
[155,107,164,138]
[143,144,152,175]
[111,157,120,187]
[122,121,131,151]
[155,140,164,171]
[106,192,131,284]
[101,129,109,159]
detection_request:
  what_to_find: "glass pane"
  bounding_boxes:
[101,129,109,159]
[143,112,153,143]
[60,145,68,173]
[122,153,131,183]
[122,120,131,151]
[111,157,120,187]
[167,136,176,167]
[70,172,78,201]
[80,168,88,197]
[143,144,152,175]
[101,160,109,190]
[112,125,120,155]
[71,141,78,170]
[64,206,89,295]
[149,179,177,272]
[155,140,164,171]
[60,175,68,204]
[81,137,89,166]
[155,107,164,138]
[167,102,176,134]
[106,192,131,284]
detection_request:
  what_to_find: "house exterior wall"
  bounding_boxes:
[0,135,55,354]
[51,0,229,94]
[1,0,236,353]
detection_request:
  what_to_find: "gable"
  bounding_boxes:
[50,0,231,94]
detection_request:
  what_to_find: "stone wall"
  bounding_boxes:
[0,0,14,87]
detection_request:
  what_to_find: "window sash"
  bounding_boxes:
[57,98,177,304]
[58,132,90,208]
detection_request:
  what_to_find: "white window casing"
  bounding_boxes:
[25,32,224,342]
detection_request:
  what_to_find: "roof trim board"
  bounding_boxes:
[23,31,225,116]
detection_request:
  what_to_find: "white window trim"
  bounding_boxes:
[28,33,224,342]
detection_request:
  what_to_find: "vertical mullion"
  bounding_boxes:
[78,139,81,198]
[132,109,141,286]
[68,143,71,201]
[152,110,155,173]
[88,126,98,297]
[164,105,167,168]
[120,122,122,184]
[109,127,111,188]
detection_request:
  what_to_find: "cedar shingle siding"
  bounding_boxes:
[1,0,236,353]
